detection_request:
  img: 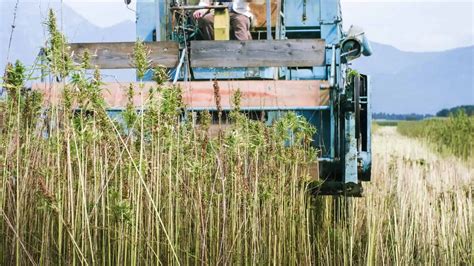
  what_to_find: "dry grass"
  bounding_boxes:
[0,10,472,265]
[398,113,474,160]
[381,126,473,264]
[1,93,471,264]
[315,126,473,265]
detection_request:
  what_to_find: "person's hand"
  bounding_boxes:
[193,9,207,19]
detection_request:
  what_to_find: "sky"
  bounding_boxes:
[1,0,473,52]
[341,0,474,51]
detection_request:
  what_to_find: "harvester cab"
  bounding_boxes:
[46,0,374,196]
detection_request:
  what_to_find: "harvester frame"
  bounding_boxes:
[35,0,373,196]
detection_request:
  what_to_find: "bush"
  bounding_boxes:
[397,111,474,160]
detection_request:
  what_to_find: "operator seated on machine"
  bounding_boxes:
[193,0,253,40]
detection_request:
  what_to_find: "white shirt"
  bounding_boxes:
[198,0,252,18]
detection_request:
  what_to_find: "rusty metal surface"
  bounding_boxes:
[32,80,330,110]
[68,42,180,69]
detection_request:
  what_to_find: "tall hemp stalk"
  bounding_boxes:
[0,9,318,265]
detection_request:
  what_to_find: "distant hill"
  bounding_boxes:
[1,3,473,114]
[354,43,474,114]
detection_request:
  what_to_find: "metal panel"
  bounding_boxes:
[297,109,332,156]
[190,39,326,68]
[344,112,358,184]
[359,75,372,181]
[320,0,341,45]
[155,0,169,41]
[137,0,156,41]
[68,42,180,69]
[283,0,321,27]
[366,75,372,154]
[191,67,276,80]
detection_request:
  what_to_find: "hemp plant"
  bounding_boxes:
[43,9,72,81]
[0,9,324,265]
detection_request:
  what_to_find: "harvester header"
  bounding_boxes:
[36,0,373,196]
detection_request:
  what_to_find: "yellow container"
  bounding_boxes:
[214,8,230,40]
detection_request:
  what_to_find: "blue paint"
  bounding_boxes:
[283,0,321,27]
[344,112,358,184]
[137,0,156,42]
[192,67,276,80]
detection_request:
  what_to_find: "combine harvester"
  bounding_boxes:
[38,0,373,196]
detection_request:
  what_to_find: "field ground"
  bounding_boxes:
[346,125,473,264]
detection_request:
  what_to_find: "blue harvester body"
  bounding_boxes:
[133,0,373,196]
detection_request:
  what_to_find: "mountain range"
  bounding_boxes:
[353,43,473,114]
[1,3,472,114]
